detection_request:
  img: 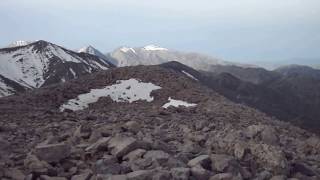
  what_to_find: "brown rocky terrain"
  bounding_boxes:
[0,64,319,180]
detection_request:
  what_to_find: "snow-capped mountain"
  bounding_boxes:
[109,45,244,71]
[78,45,117,65]
[0,40,114,97]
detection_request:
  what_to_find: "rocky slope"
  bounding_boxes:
[180,63,320,132]
[0,63,319,180]
[0,40,115,97]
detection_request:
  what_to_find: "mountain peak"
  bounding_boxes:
[78,45,97,54]
[143,44,168,51]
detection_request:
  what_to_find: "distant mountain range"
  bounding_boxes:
[1,40,320,132]
[108,45,255,71]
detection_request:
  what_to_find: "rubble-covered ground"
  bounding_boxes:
[0,65,319,180]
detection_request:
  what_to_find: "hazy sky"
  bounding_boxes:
[1,0,320,63]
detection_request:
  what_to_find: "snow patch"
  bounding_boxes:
[60,78,161,111]
[69,68,77,78]
[143,45,168,51]
[162,97,197,109]
[182,71,198,81]
[6,40,34,48]
[120,47,136,54]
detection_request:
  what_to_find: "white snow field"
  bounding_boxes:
[182,70,199,81]
[162,97,197,109]
[60,78,162,111]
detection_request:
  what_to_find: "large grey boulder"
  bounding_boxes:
[108,136,150,158]
[35,143,71,163]
[187,155,211,169]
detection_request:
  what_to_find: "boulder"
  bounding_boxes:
[35,143,71,163]
[260,126,279,145]
[209,173,234,180]
[270,175,286,180]
[71,172,93,180]
[85,137,111,152]
[187,155,211,169]
[3,168,25,180]
[152,170,171,180]
[94,155,121,175]
[210,154,240,173]
[39,175,67,180]
[171,167,190,180]
[98,175,128,180]
[126,170,153,180]
[123,149,146,162]
[233,142,249,160]
[123,121,140,132]
[24,154,51,175]
[190,165,211,180]
[143,150,170,164]
[108,136,150,158]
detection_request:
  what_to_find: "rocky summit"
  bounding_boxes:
[0,64,320,180]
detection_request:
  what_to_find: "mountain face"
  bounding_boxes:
[1,63,320,179]
[109,45,250,71]
[0,40,114,97]
[163,62,320,132]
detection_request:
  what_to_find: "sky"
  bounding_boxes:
[1,0,320,65]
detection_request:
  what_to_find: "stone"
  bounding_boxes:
[245,125,264,138]
[210,154,240,173]
[85,137,111,152]
[126,170,153,180]
[171,167,190,180]
[143,150,170,164]
[35,143,71,163]
[94,155,121,175]
[109,175,128,180]
[39,175,68,180]
[234,142,249,160]
[24,154,50,175]
[71,172,93,180]
[270,175,286,180]
[209,173,233,180]
[261,126,279,145]
[190,165,211,180]
[187,155,211,169]
[152,170,171,180]
[291,162,317,177]
[253,170,272,180]
[3,168,25,180]
[123,149,147,162]
[123,121,140,132]
[108,136,149,158]
[130,157,155,171]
